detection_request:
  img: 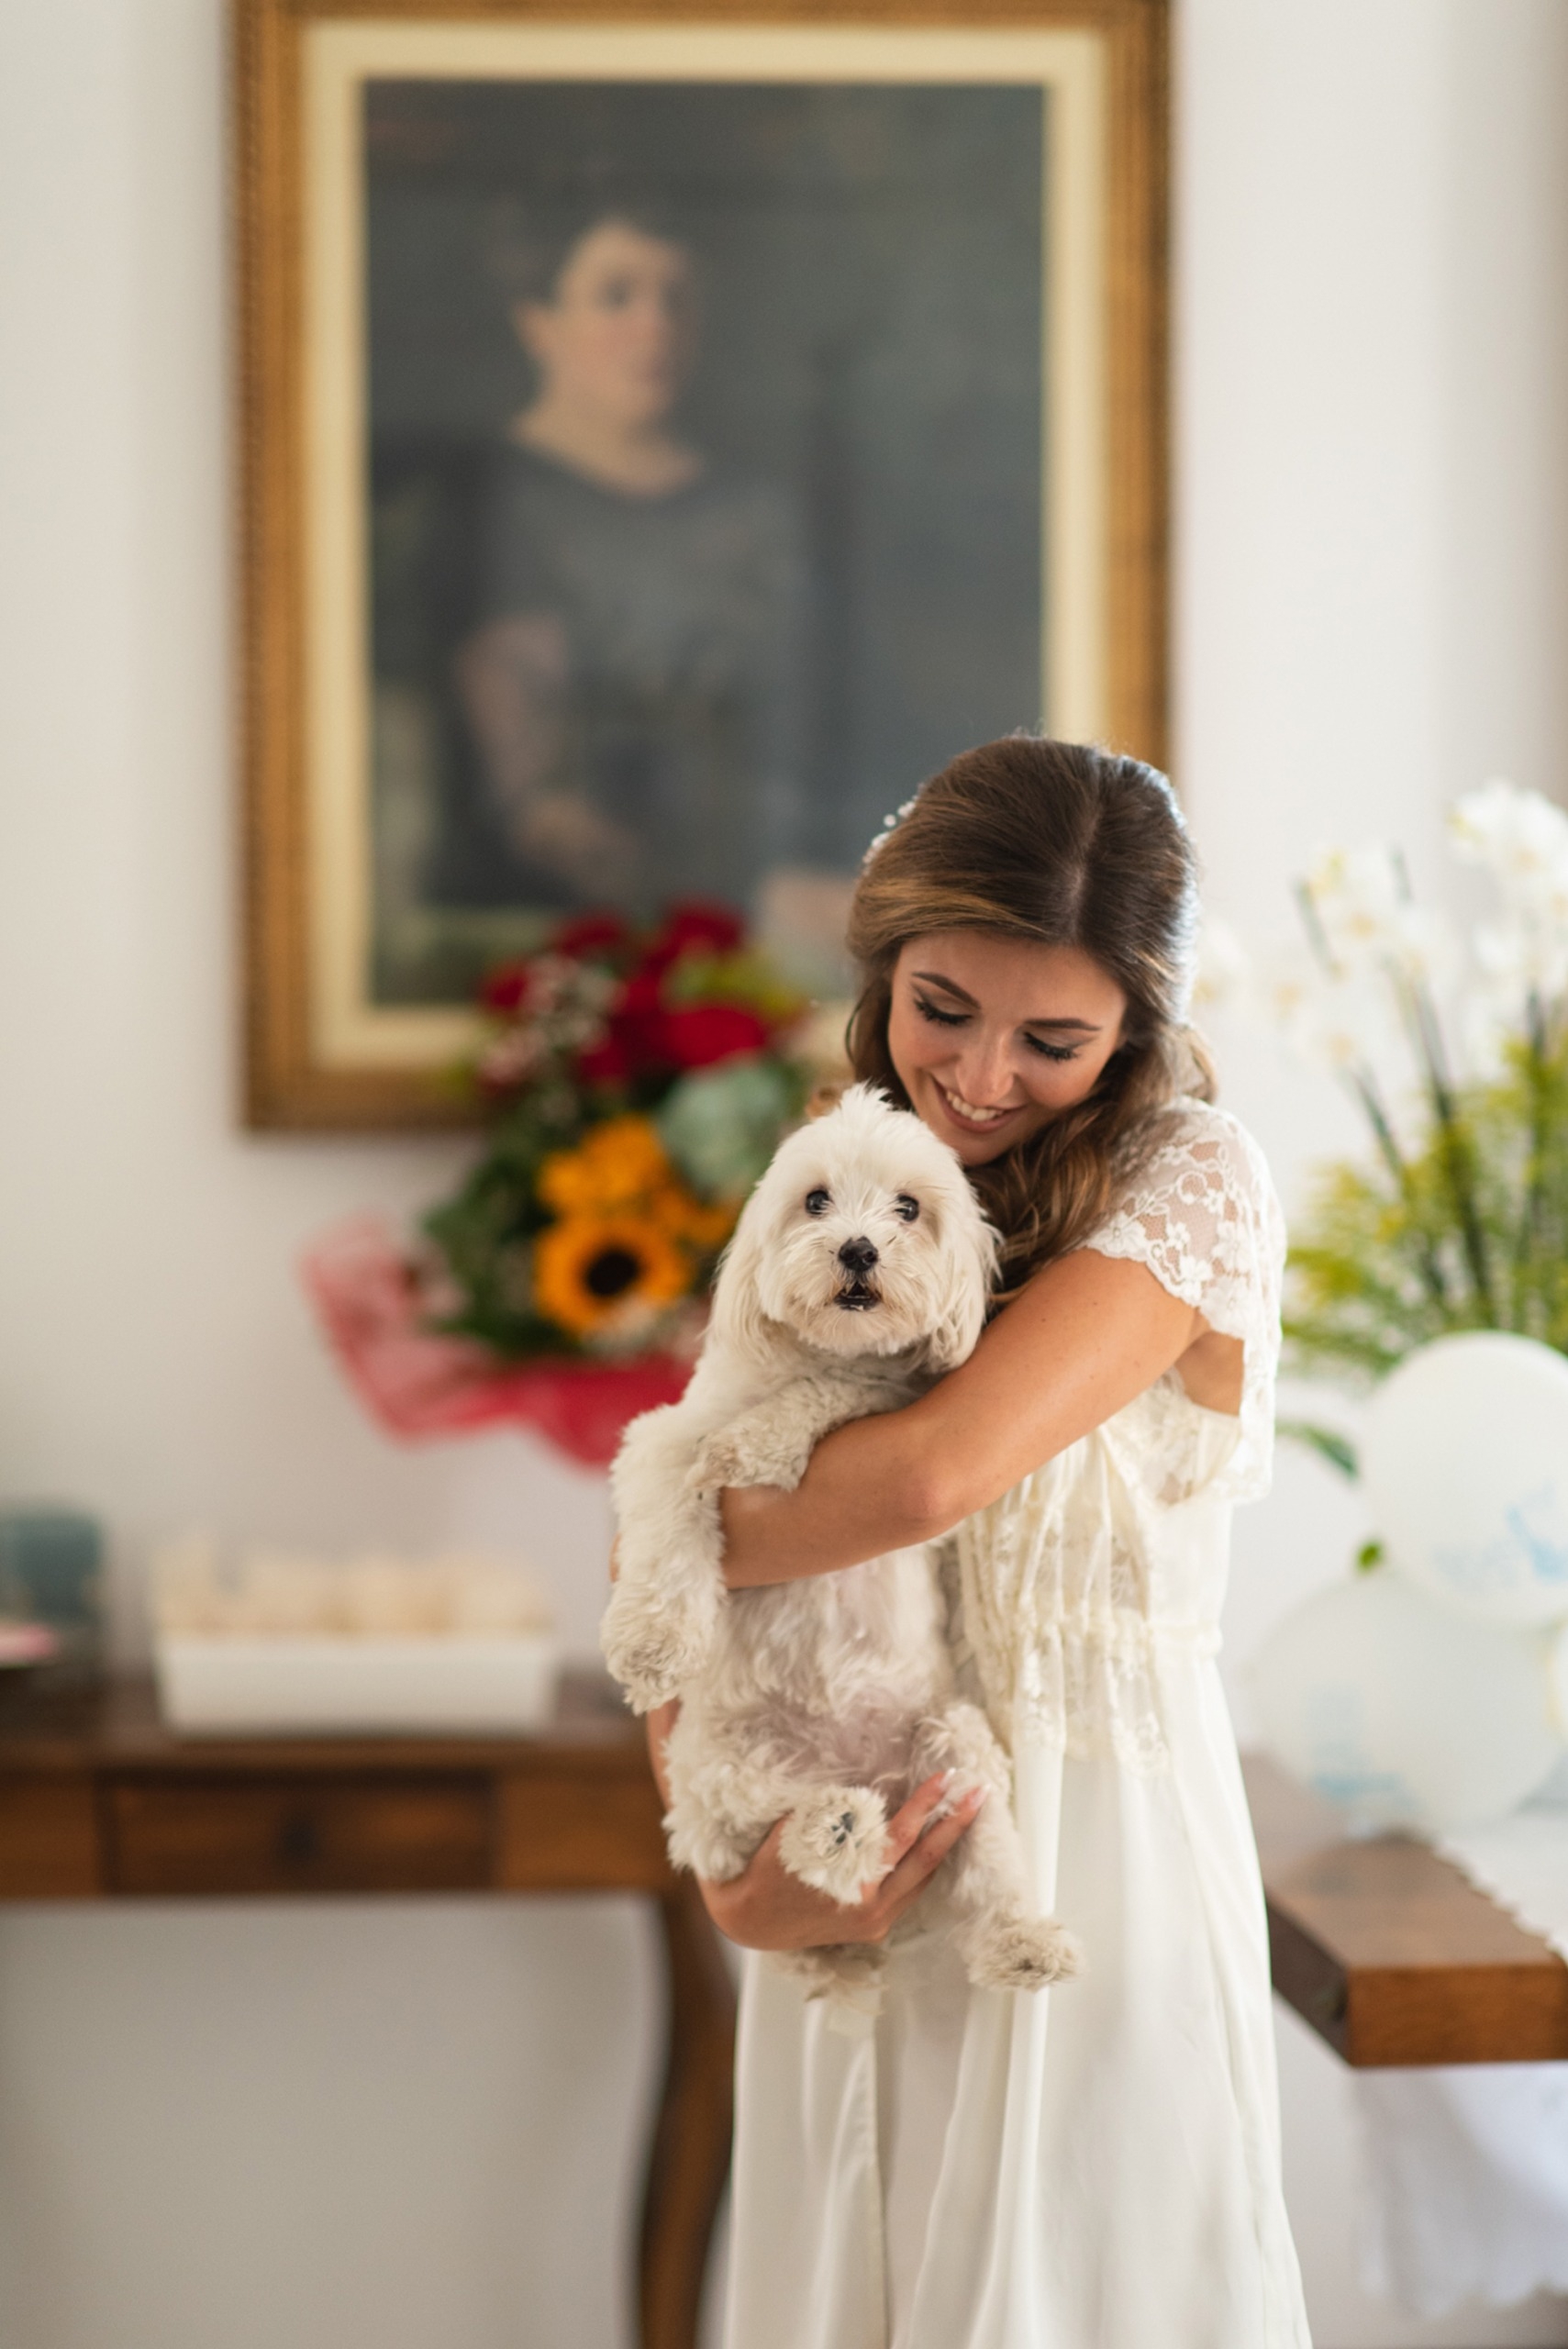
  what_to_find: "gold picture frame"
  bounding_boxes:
[238,0,1168,1129]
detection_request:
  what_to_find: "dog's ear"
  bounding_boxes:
[923,1200,1000,1370]
[706,1190,780,1364]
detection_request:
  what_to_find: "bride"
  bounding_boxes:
[648,734,1312,2349]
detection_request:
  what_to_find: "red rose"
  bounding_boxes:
[656,1004,771,1069]
[643,901,745,974]
[576,1032,634,1086]
[617,970,663,1019]
[552,911,631,960]
[573,970,665,1085]
[480,961,533,1014]
[602,975,664,1073]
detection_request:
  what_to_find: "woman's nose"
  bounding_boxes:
[953,1036,1015,1104]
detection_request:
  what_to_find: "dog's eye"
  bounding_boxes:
[894,1195,920,1223]
[805,1188,830,1216]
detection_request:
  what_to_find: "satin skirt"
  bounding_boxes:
[721,1663,1312,2349]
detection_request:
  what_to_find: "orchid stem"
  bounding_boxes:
[1400,974,1495,1320]
[1342,1063,1451,1312]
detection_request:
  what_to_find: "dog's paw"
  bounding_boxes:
[664,1818,754,1886]
[690,1423,809,1496]
[772,1943,887,2016]
[600,1590,713,1712]
[600,1646,683,1713]
[964,1915,1081,1993]
[778,1785,889,1903]
[686,1429,747,1490]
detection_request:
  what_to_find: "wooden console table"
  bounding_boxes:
[1247,1753,1568,2066]
[0,1669,734,2349]
[0,1686,1561,2341]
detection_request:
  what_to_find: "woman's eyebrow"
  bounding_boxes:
[910,971,1101,1033]
[911,968,980,1005]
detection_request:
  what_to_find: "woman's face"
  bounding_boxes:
[518,219,696,429]
[885,930,1129,1168]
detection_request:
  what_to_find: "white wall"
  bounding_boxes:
[1,1,1566,2343]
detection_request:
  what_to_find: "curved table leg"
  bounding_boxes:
[638,1876,737,2349]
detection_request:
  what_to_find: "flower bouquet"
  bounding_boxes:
[1236,782,1568,1835]
[305,902,819,1466]
[1209,779,1568,1474]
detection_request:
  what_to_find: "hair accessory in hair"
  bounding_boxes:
[862,795,921,868]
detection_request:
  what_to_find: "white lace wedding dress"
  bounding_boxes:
[720,1100,1313,2349]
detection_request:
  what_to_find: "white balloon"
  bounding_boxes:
[1249,1570,1562,1833]
[1363,1331,1568,1624]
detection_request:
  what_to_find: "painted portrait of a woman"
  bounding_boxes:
[372,184,806,996]
[450,193,806,907]
[363,79,1046,1016]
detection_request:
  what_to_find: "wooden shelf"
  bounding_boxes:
[1246,1753,1568,2066]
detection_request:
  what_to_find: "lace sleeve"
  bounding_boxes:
[1076,1101,1285,1502]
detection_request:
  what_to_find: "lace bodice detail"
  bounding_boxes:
[1081,1100,1284,1506]
[955,1102,1285,1771]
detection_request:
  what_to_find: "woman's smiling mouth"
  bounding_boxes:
[933,1081,1017,1132]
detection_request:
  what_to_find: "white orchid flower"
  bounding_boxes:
[1474,916,1568,1013]
[1451,783,1568,1022]
[1301,842,1453,991]
[1451,778,1568,907]
[1257,945,1383,1075]
[1191,916,1252,1013]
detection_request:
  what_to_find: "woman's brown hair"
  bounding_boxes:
[846,735,1213,1297]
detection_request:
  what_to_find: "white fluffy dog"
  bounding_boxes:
[602,1085,1078,1999]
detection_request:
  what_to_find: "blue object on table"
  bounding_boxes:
[0,1508,104,1672]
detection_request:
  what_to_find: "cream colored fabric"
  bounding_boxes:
[721,1104,1312,2349]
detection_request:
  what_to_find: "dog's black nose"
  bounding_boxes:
[838,1237,879,1275]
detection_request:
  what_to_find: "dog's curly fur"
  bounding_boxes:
[602,1085,1079,2001]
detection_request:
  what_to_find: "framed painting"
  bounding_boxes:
[238,0,1168,1127]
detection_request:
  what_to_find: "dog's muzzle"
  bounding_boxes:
[834,1235,881,1311]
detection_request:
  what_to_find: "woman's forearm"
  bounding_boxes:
[720,1251,1202,1591]
[647,1699,678,1805]
[721,1406,951,1588]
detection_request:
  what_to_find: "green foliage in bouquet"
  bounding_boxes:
[1287,1029,1568,1382]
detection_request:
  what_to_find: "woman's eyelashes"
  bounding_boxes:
[912,992,966,1029]
[910,993,1080,1064]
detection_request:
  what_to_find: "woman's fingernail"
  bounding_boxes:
[940,1768,958,1789]
[965,1786,989,1811]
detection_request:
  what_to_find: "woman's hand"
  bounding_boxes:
[643,1708,982,1952]
[696,1775,986,1954]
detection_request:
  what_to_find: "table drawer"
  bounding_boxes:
[495,1770,670,1893]
[105,1774,494,1895]
[0,1779,101,1898]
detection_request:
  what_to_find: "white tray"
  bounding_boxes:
[154,1633,561,1737]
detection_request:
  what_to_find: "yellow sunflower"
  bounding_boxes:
[649,1184,739,1255]
[538,1116,673,1218]
[533,1212,693,1341]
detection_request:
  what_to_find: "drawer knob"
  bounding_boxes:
[278,1810,319,1868]
[1310,1979,1348,2027]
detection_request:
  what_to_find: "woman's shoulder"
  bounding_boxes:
[1135,1096,1277,1204]
[1082,1095,1284,1308]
